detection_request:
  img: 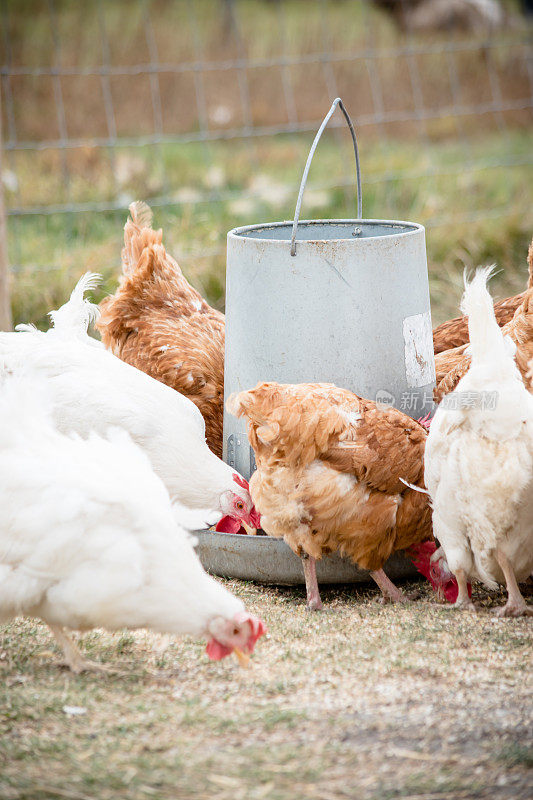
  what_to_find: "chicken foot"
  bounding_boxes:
[493,548,533,617]
[450,568,476,611]
[370,569,410,603]
[48,624,113,674]
[301,554,323,611]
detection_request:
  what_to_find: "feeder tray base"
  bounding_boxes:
[195,530,417,586]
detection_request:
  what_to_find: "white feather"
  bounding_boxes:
[399,477,430,495]
[0,375,243,637]
[425,267,533,589]
[0,279,249,516]
[48,272,102,341]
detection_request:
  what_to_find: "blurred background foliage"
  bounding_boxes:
[1,0,532,328]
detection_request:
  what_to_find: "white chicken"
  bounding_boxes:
[0,274,260,533]
[425,267,533,616]
[0,375,265,672]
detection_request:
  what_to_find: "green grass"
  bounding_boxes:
[496,743,533,769]
[3,0,533,329]
[7,128,533,330]
[1,4,532,799]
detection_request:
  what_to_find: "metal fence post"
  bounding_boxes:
[0,91,13,332]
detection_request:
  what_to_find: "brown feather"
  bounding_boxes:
[435,285,533,402]
[434,341,469,386]
[97,203,225,456]
[432,296,523,354]
[230,382,432,571]
[434,237,533,402]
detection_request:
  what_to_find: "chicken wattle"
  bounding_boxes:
[205,612,266,662]
[0,375,267,672]
[405,541,470,603]
[215,516,246,534]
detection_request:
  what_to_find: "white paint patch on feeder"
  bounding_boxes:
[402,312,436,388]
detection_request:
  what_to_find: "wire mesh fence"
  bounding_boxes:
[1,0,532,324]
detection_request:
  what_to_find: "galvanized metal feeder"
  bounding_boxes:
[199,98,436,586]
[196,530,418,586]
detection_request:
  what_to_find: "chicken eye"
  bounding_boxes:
[233,627,240,635]
[235,500,244,510]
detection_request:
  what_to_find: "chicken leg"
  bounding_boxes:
[301,554,323,611]
[494,548,533,617]
[370,568,409,602]
[48,624,112,674]
[451,568,476,612]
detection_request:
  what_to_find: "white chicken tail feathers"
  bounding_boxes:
[48,272,101,337]
[460,266,515,367]
[67,271,101,307]
[399,477,430,495]
[129,201,153,230]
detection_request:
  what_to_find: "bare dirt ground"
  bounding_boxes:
[0,577,531,800]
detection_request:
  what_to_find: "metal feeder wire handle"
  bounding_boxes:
[290,97,362,256]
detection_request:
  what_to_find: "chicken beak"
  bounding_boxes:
[241,521,257,536]
[234,647,251,668]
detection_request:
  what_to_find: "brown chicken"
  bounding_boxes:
[97,202,225,457]
[228,382,458,610]
[434,341,468,388]
[434,240,533,402]
[433,297,522,355]
[432,239,533,355]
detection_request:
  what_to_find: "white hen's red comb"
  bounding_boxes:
[233,611,267,652]
[233,473,250,491]
[417,413,432,432]
[205,612,267,661]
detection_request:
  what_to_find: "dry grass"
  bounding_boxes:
[1,577,531,800]
[2,0,530,143]
[2,5,532,798]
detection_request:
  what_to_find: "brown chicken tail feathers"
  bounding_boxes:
[527,234,533,289]
[122,201,164,275]
[129,200,153,230]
